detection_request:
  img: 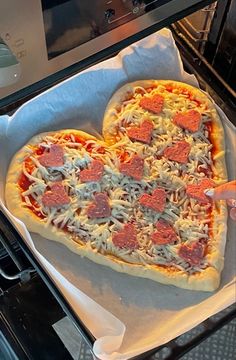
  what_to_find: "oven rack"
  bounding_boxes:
[140,304,236,359]
[171,24,236,122]
[0,209,95,350]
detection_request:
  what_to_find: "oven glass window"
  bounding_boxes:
[41,0,101,60]
[41,0,170,60]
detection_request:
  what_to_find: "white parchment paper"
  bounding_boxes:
[0,29,235,360]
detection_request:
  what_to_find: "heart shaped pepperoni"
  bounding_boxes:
[151,219,178,245]
[119,155,144,181]
[163,140,191,164]
[87,193,111,219]
[186,178,215,203]
[140,94,164,114]
[112,223,138,249]
[173,110,201,133]
[39,144,64,167]
[139,187,166,212]
[80,160,104,183]
[127,119,154,144]
[179,242,204,265]
[42,182,70,208]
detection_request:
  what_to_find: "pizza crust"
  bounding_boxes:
[5,129,102,228]
[10,214,222,291]
[5,82,229,291]
[102,80,228,290]
[7,139,219,291]
[51,231,223,292]
[103,80,158,145]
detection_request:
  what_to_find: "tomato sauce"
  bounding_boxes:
[115,86,157,114]
[164,85,202,107]
[19,134,99,225]
[115,105,122,113]
[136,86,156,95]
[205,121,217,160]
[96,146,105,154]
[125,91,134,101]
[18,173,32,191]
[22,193,72,228]
[146,86,155,93]
[18,158,35,191]
[25,158,34,173]
[203,204,213,253]
[63,134,86,145]
[198,165,212,177]
[35,146,45,155]
[21,194,45,220]
[63,133,104,154]
[73,135,87,145]
[134,88,145,95]
[165,85,174,93]
[118,150,130,162]
[61,223,69,232]
[18,153,43,219]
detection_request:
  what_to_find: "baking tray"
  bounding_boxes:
[0,28,234,360]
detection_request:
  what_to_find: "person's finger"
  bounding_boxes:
[205,181,236,200]
[229,208,236,221]
[227,199,236,208]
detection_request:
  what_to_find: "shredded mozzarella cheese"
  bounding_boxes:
[20,86,223,273]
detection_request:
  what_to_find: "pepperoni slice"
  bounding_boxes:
[186,178,215,203]
[112,223,138,250]
[163,140,191,164]
[42,182,70,208]
[140,94,164,114]
[179,242,205,266]
[39,144,64,167]
[87,193,111,219]
[127,119,154,144]
[80,160,104,183]
[173,110,201,132]
[151,219,178,245]
[119,155,144,181]
[139,187,166,212]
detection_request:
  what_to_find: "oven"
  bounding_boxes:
[1,0,230,110]
[0,1,236,359]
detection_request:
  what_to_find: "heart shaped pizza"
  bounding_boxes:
[5,80,228,291]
